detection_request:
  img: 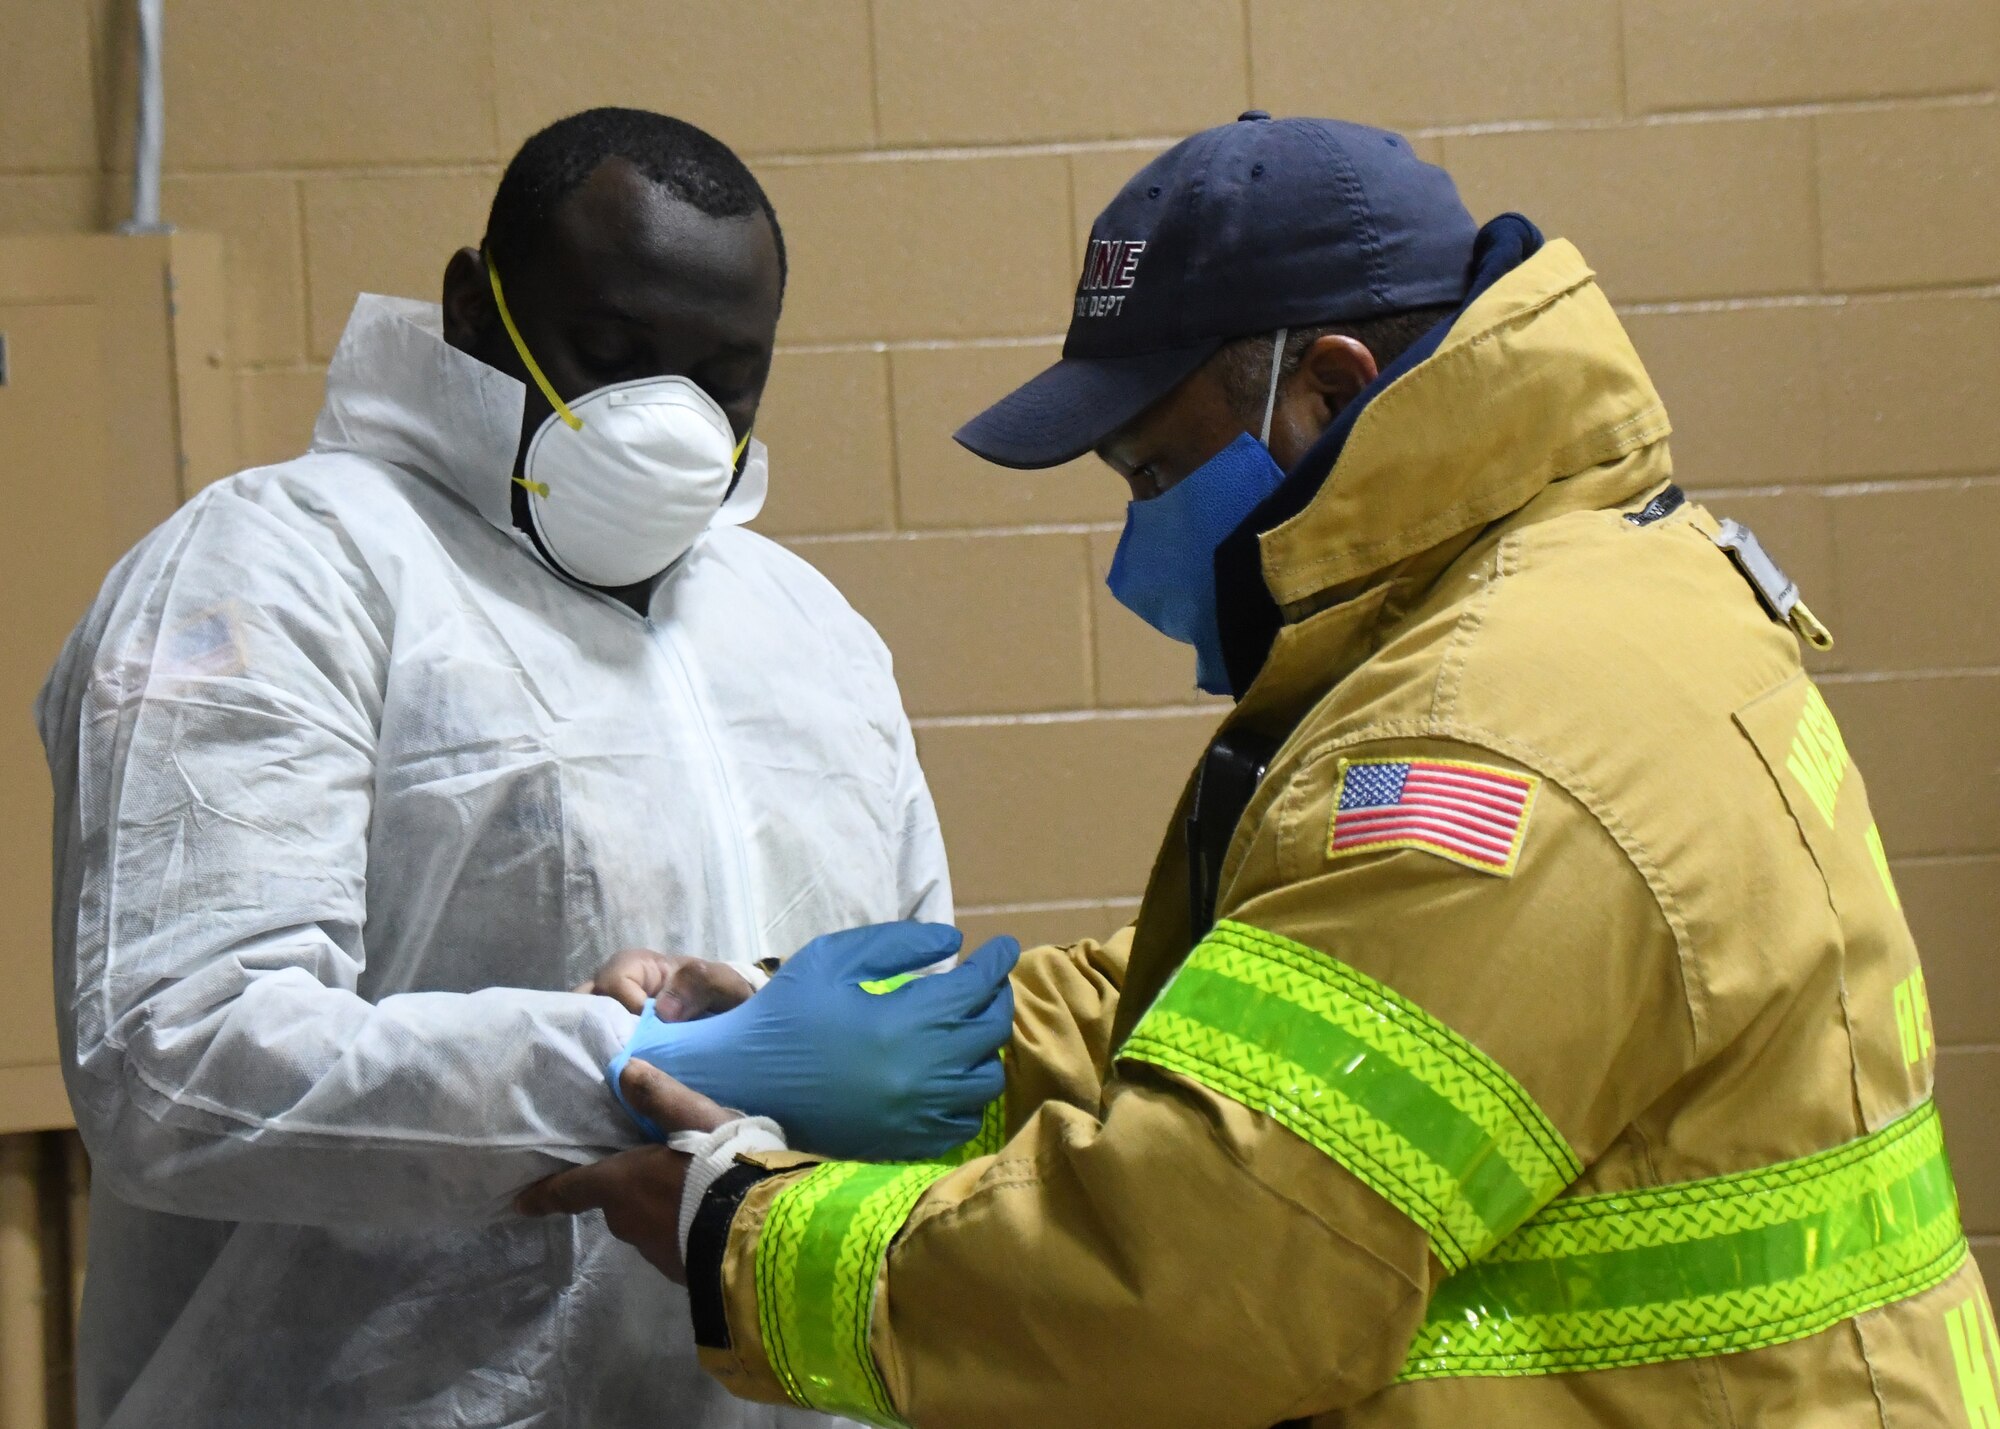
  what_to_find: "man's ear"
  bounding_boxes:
[441,246,496,355]
[1265,334,1381,467]
[1295,334,1379,422]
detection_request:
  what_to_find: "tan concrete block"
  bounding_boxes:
[1699,491,1841,676]
[0,0,96,171]
[1625,0,2000,112]
[1622,306,1824,488]
[1895,858,2000,1045]
[302,173,495,359]
[956,901,1141,953]
[234,368,327,473]
[1818,297,2000,479]
[874,0,1246,146]
[917,711,1220,904]
[1830,484,2000,671]
[891,345,1126,529]
[1976,1239,2000,1292]
[757,156,1074,343]
[1070,146,1171,253]
[750,349,896,537]
[1442,121,1817,303]
[493,0,874,158]
[1936,1048,2000,1233]
[0,176,101,234]
[1252,0,1621,129]
[1823,675,2000,857]
[792,534,1093,717]
[1819,105,2000,291]
[162,175,305,366]
[1088,529,1236,708]
[164,0,495,169]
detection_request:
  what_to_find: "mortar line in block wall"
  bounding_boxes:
[776,335,1069,356]
[0,164,104,179]
[1620,283,2000,316]
[477,0,503,169]
[1817,666,2000,684]
[1411,91,1999,140]
[1082,524,1111,709]
[913,704,1223,730]
[1610,0,1631,118]
[881,345,908,531]
[293,178,315,371]
[1889,852,2000,868]
[747,136,1199,168]
[725,91,2000,170]
[785,521,1126,544]
[862,0,885,146]
[87,94,2000,189]
[1694,474,2000,500]
[1805,114,1828,293]
[154,161,506,182]
[1239,0,1256,111]
[956,897,1144,918]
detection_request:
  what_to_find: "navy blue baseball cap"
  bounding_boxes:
[954,112,1479,470]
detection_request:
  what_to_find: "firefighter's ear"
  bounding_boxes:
[1265,335,1377,467]
[1294,334,1377,416]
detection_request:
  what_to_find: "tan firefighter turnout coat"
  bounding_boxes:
[685,239,1994,1428]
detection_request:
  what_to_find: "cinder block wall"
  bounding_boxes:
[5,1,1995,1270]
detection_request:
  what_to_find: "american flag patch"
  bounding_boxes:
[1327,758,1539,876]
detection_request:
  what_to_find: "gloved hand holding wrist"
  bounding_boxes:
[608,921,1019,1162]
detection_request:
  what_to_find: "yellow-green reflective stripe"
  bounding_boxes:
[1401,1101,1967,1379]
[756,1161,949,1427]
[1120,920,1578,1271]
[753,1088,1007,1424]
[930,1092,1006,1169]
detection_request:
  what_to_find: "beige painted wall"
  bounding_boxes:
[3,0,1997,1277]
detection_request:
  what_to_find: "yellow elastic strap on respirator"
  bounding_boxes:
[486,253,583,432]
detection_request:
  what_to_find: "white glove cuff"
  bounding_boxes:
[673,1115,787,1261]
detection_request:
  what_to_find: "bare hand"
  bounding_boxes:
[575,949,756,1020]
[516,1062,731,1283]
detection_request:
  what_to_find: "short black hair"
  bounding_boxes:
[1217,304,1458,411]
[483,106,786,291]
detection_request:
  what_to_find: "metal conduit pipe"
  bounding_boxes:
[120,0,171,236]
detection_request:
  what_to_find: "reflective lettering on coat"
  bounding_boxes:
[1786,684,1849,826]
[1946,1290,2000,1427]
[1893,971,1935,1067]
[1866,822,1902,908]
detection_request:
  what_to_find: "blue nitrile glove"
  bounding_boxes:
[607,922,1019,1161]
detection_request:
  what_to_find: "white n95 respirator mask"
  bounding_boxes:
[489,256,749,589]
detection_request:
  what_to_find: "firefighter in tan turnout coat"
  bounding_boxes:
[525,114,1996,1428]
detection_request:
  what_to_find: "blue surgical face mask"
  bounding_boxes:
[1105,330,1289,696]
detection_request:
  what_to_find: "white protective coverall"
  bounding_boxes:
[36,295,951,1429]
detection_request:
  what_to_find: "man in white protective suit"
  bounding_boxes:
[36,107,1015,1429]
